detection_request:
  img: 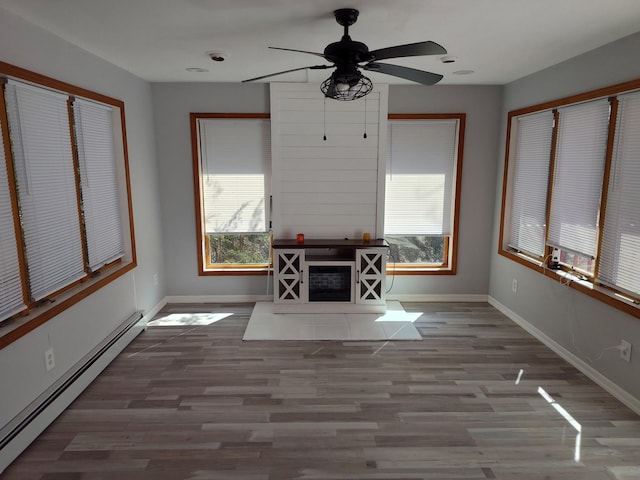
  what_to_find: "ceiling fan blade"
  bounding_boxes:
[367,41,446,61]
[242,65,332,83]
[363,62,443,85]
[269,47,335,61]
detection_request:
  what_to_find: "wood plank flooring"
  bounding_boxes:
[3,302,640,479]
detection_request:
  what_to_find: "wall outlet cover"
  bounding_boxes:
[45,348,55,371]
[620,340,632,363]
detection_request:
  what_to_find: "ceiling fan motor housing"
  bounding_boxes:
[324,39,371,64]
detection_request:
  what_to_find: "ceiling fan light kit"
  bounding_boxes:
[243,8,447,101]
[320,70,373,101]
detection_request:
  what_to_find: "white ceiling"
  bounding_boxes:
[2,0,640,85]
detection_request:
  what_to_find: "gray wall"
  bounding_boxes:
[0,8,165,428]
[389,85,502,296]
[489,32,640,400]
[152,83,502,297]
[152,83,271,296]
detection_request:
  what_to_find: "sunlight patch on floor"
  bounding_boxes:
[147,312,233,326]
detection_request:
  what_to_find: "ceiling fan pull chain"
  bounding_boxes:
[363,97,368,139]
[323,97,327,141]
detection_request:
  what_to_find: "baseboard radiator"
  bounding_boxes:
[0,311,145,473]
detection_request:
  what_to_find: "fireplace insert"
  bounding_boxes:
[307,265,352,302]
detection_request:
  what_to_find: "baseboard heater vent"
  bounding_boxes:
[0,311,144,471]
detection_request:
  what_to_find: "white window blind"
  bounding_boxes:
[598,91,640,297]
[508,111,554,257]
[0,116,27,321]
[73,98,125,271]
[198,118,270,234]
[547,99,610,258]
[5,81,86,301]
[384,120,457,235]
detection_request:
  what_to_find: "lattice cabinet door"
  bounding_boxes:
[274,249,304,303]
[355,249,386,305]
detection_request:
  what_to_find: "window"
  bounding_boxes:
[0,63,135,343]
[0,101,26,321]
[384,115,465,273]
[507,110,554,258]
[5,80,86,301]
[500,79,640,317]
[547,100,609,272]
[73,98,125,271]
[598,91,640,297]
[191,114,271,274]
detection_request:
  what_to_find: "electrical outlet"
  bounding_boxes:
[153,273,159,286]
[44,348,55,371]
[620,340,632,363]
[512,278,518,294]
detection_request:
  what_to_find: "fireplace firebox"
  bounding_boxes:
[308,265,352,302]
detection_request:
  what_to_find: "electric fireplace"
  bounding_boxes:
[308,264,352,302]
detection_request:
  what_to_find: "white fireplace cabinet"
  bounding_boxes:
[272,239,387,313]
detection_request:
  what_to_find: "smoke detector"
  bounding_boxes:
[207,51,227,62]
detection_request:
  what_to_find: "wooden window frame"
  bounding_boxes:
[0,62,136,349]
[498,77,640,319]
[190,113,271,276]
[384,113,465,275]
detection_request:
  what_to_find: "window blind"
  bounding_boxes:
[598,91,640,297]
[73,98,125,271]
[198,118,270,234]
[508,111,554,257]
[384,120,457,235]
[5,81,86,301]
[0,115,27,321]
[547,99,610,258]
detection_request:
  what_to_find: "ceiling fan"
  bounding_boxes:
[242,8,447,100]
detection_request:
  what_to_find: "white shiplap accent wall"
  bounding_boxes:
[270,83,388,240]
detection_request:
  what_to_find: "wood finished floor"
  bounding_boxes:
[4,302,640,480]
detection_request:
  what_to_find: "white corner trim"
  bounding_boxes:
[488,296,640,416]
[387,294,488,303]
[164,295,273,304]
[142,297,168,324]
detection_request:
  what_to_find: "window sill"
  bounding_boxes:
[550,269,640,312]
[0,261,135,349]
[201,267,270,276]
[499,249,640,319]
[386,267,454,275]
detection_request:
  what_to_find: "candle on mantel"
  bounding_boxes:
[296,233,304,244]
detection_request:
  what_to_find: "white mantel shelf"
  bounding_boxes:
[272,238,388,249]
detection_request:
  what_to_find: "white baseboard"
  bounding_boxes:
[164,295,273,304]
[387,294,489,302]
[0,311,145,473]
[488,296,640,416]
